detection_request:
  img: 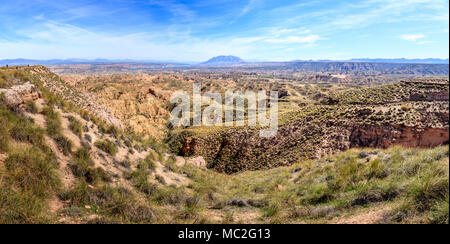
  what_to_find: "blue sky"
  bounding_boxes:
[0,0,448,61]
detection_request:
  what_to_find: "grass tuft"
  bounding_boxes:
[94,139,118,156]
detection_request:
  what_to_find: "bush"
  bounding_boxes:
[9,120,45,146]
[0,118,9,152]
[25,101,38,114]
[4,147,60,197]
[74,147,91,163]
[95,139,118,156]
[430,196,449,224]
[131,168,159,195]
[0,75,7,88]
[106,126,119,138]
[42,106,62,136]
[139,155,157,171]
[61,183,155,223]
[71,148,111,184]
[154,187,189,206]
[408,174,449,212]
[68,116,83,137]
[0,187,49,224]
[54,135,72,156]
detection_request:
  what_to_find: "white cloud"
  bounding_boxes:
[265,35,321,44]
[240,0,258,16]
[400,34,425,41]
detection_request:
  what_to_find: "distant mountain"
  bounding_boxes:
[291,58,449,64]
[202,55,244,65]
[348,58,449,64]
[2,57,448,67]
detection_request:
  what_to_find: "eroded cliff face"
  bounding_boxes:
[178,121,449,174]
[350,125,449,148]
[0,82,42,111]
[178,122,353,174]
[61,74,175,140]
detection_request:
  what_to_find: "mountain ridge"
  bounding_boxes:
[1,57,448,66]
[201,55,245,65]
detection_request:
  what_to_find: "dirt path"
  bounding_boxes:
[331,204,392,224]
[45,135,75,188]
[153,161,189,187]
[48,195,64,214]
[0,153,7,169]
[201,209,261,224]
[25,112,46,128]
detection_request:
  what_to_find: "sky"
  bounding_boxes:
[0,0,448,62]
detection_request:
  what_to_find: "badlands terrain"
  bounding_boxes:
[0,62,448,224]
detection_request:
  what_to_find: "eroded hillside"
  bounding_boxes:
[0,66,448,224]
[168,79,449,174]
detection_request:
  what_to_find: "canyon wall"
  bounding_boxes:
[177,121,449,174]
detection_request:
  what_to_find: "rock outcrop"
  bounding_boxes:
[349,125,449,148]
[0,82,42,111]
[178,122,449,174]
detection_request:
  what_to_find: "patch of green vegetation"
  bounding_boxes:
[69,148,111,184]
[42,106,62,135]
[4,147,60,197]
[322,80,449,105]
[60,181,155,223]
[180,145,449,224]
[68,115,83,137]
[0,101,50,154]
[0,125,8,152]
[42,106,73,155]
[0,146,60,223]
[94,139,118,156]
[9,119,45,147]
[25,100,38,114]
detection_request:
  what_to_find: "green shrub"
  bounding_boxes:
[4,147,60,197]
[74,147,91,163]
[0,75,7,88]
[25,101,38,114]
[130,168,158,195]
[430,196,449,224]
[154,186,189,206]
[53,135,72,156]
[408,173,449,212]
[42,106,62,136]
[0,117,9,152]
[71,148,111,184]
[95,139,118,156]
[106,126,119,138]
[138,154,157,171]
[68,116,83,137]
[0,187,49,224]
[9,120,45,146]
[60,182,154,223]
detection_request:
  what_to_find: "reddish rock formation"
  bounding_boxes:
[409,91,449,102]
[181,138,196,155]
[350,125,449,148]
[177,122,449,174]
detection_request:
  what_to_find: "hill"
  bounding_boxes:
[168,79,449,174]
[0,66,448,224]
[348,58,449,64]
[201,55,244,65]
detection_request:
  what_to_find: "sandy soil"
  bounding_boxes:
[331,203,392,224]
